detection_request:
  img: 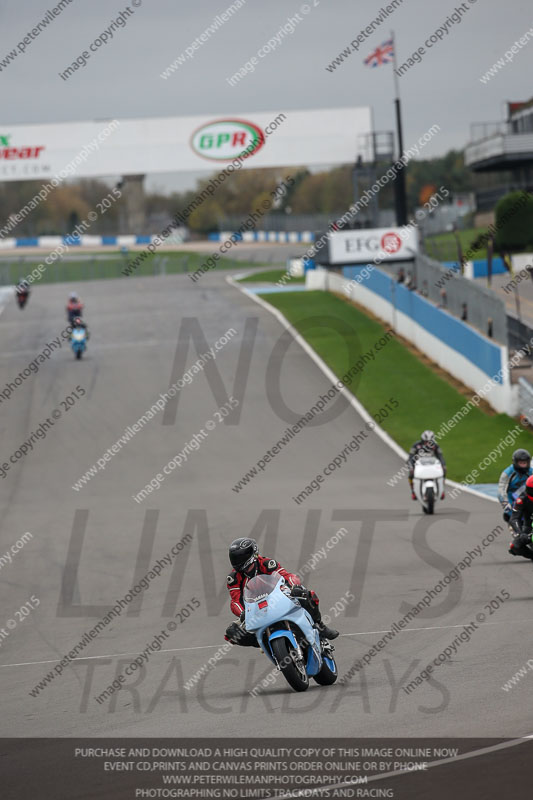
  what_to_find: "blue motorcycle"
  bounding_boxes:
[244,572,338,692]
[70,326,87,359]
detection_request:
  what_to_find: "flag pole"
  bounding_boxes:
[390,30,408,226]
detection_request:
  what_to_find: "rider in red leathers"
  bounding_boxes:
[224,538,339,646]
[66,293,84,324]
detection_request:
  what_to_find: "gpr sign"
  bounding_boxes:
[0,135,44,160]
[328,226,419,264]
[190,118,264,161]
[0,107,372,181]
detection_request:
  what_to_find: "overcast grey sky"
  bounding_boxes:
[1,0,532,193]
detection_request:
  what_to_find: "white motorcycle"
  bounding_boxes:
[413,456,444,514]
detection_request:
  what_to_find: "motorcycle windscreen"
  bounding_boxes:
[243,572,282,603]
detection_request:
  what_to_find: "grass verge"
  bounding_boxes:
[5,251,268,285]
[259,289,533,483]
[425,227,489,263]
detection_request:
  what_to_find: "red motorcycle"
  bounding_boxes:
[16,285,30,309]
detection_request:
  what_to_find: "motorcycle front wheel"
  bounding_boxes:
[270,637,309,692]
[424,487,435,515]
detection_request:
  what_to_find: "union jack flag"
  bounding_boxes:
[364,39,394,68]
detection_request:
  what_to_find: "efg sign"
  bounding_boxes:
[191,119,264,161]
[327,226,419,265]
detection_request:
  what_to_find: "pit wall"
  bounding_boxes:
[307,266,518,415]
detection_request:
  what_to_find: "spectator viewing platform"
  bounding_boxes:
[465,99,533,172]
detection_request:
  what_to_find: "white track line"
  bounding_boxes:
[262,735,533,800]
[2,618,530,670]
[226,275,497,505]
[0,643,223,669]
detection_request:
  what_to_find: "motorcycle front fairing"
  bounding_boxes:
[71,328,87,350]
[413,457,444,495]
[244,573,322,674]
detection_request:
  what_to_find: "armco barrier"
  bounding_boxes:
[0,234,183,250]
[0,232,313,248]
[308,266,517,415]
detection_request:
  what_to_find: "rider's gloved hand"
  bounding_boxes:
[290,585,308,599]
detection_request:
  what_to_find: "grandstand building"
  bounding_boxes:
[465,97,533,211]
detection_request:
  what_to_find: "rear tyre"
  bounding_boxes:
[76,349,82,359]
[313,656,338,685]
[270,637,309,692]
[425,487,435,515]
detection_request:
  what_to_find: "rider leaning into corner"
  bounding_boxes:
[498,449,532,522]
[224,538,339,647]
[407,429,447,501]
[508,474,533,559]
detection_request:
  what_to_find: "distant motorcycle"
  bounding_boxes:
[16,291,29,309]
[413,456,445,514]
[15,282,30,309]
[70,326,87,360]
[243,572,338,693]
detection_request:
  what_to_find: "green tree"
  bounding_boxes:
[494,191,533,252]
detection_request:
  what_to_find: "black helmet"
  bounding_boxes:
[513,449,531,474]
[229,538,258,575]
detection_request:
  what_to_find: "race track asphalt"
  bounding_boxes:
[0,268,532,743]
